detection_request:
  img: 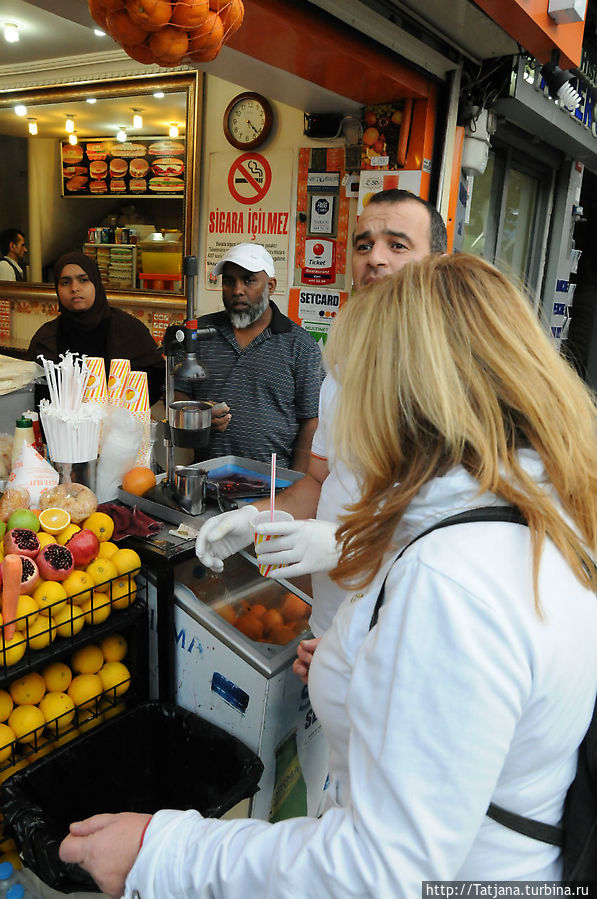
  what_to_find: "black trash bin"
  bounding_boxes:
[0,701,264,893]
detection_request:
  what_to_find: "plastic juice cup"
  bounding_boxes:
[252,510,294,577]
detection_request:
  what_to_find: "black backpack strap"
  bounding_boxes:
[369,505,527,630]
[486,802,564,846]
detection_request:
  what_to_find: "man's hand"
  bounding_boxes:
[209,401,231,433]
[293,637,321,684]
[254,518,339,578]
[59,812,151,898]
[195,504,258,572]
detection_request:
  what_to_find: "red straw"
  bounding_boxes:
[270,453,276,521]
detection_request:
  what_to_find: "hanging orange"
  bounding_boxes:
[149,24,189,65]
[88,0,109,30]
[121,467,157,497]
[122,40,159,64]
[219,0,244,38]
[187,43,221,62]
[171,0,209,29]
[188,10,224,52]
[126,0,173,32]
[106,9,148,46]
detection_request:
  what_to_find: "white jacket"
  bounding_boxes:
[125,453,597,898]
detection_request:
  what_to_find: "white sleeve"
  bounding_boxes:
[124,557,532,899]
[310,374,335,460]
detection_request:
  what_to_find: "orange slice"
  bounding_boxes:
[39,507,71,535]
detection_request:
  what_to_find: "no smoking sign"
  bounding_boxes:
[228,153,272,205]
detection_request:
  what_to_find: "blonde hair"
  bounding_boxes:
[325,253,597,608]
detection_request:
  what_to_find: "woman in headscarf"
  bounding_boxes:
[27,251,164,404]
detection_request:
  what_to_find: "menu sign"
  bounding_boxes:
[61,136,186,198]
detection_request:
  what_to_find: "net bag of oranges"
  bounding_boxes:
[88,0,244,67]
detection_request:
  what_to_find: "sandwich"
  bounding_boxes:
[113,142,147,159]
[65,174,88,191]
[129,157,149,178]
[110,179,127,192]
[151,157,185,177]
[129,178,147,192]
[89,160,108,179]
[148,139,184,157]
[62,144,84,164]
[90,180,108,194]
[109,158,128,178]
[86,141,114,160]
[148,176,185,192]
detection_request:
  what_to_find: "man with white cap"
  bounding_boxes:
[176,242,322,471]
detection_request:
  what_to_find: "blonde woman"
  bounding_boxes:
[60,255,597,896]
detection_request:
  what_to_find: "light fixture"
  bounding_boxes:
[86,97,97,104]
[68,132,78,146]
[93,28,106,36]
[27,118,37,135]
[540,58,581,112]
[116,127,127,142]
[132,108,143,129]
[548,0,587,24]
[153,91,165,99]
[3,23,20,43]
[169,123,179,138]
[15,104,27,117]
[65,114,75,133]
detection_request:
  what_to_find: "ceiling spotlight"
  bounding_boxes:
[15,105,27,117]
[116,127,127,142]
[169,123,179,138]
[28,118,37,135]
[4,23,20,43]
[153,91,165,99]
[65,114,75,133]
[93,28,105,36]
[68,132,78,146]
[132,108,143,129]
[86,97,97,104]
[540,60,582,112]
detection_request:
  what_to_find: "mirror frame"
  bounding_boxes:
[0,70,200,304]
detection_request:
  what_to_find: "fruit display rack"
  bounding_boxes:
[0,571,149,781]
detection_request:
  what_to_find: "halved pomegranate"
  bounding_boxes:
[36,543,74,582]
[3,528,40,558]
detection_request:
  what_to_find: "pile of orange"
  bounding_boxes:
[220,592,311,646]
[88,0,244,67]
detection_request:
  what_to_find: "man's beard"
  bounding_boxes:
[226,286,270,329]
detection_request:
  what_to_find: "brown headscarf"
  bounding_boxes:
[54,251,112,358]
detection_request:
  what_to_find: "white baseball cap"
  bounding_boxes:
[212,243,275,277]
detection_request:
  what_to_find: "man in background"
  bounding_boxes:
[176,242,322,472]
[196,190,448,638]
[0,229,27,281]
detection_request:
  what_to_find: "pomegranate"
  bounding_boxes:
[3,528,40,559]
[18,557,40,594]
[66,529,100,566]
[37,543,74,582]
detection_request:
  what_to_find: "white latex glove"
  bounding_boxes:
[254,518,340,578]
[195,504,258,573]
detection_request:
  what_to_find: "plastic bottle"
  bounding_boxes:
[0,862,15,894]
[11,416,35,469]
[5,885,23,899]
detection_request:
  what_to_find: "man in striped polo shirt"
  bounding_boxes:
[176,242,322,472]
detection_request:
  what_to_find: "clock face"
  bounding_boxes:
[224,92,273,150]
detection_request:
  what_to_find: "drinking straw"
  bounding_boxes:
[270,453,276,522]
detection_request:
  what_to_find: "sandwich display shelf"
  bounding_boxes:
[83,242,137,289]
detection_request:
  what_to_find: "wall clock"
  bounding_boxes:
[223,92,273,150]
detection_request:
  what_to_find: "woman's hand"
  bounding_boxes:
[59,811,152,898]
[293,637,320,684]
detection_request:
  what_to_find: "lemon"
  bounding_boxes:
[81,592,112,627]
[83,512,114,543]
[8,704,45,744]
[56,524,81,545]
[62,570,94,606]
[9,671,46,706]
[42,661,72,693]
[39,692,75,734]
[13,594,39,632]
[85,558,118,592]
[33,580,67,617]
[111,548,141,577]
[37,531,57,549]
[99,698,126,721]
[71,644,104,675]
[100,633,128,662]
[0,633,27,667]
[0,724,15,764]
[52,602,85,639]
[77,707,103,734]
[0,756,29,786]
[111,577,137,611]
[67,673,102,709]
[97,541,118,560]
[26,616,56,651]
[39,507,71,535]
[98,661,130,698]
[0,690,13,723]
[52,728,80,750]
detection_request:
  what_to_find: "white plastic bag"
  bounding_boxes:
[95,408,143,503]
[8,442,60,507]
